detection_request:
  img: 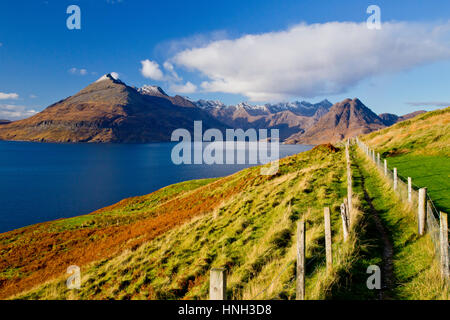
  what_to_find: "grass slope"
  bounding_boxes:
[362,107,450,213]
[2,144,358,300]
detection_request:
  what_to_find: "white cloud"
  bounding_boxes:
[140,59,164,80]
[171,21,450,101]
[169,81,197,94]
[69,67,89,76]
[0,92,19,100]
[0,105,38,120]
[163,61,181,81]
[29,94,38,99]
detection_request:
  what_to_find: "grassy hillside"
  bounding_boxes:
[2,107,447,300]
[1,144,360,300]
[362,107,450,212]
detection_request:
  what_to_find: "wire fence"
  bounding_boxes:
[355,138,449,270]
[211,139,447,300]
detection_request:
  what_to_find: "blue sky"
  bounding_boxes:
[0,0,449,119]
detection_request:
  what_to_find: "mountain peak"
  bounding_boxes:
[95,72,122,83]
[286,98,385,144]
[138,85,168,97]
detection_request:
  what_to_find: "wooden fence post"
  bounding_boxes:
[210,268,227,300]
[324,207,333,272]
[407,177,412,203]
[347,167,352,225]
[418,188,427,236]
[377,153,380,166]
[345,143,350,164]
[393,168,398,191]
[384,159,387,176]
[340,200,349,242]
[439,212,449,280]
[296,220,305,300]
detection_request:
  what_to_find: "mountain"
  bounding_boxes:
[379,110,427,126]
[378,113,399,126]
[194,99,332,140]
[0,120,11,125]
[285,98,386,144]
[0,74,226,143]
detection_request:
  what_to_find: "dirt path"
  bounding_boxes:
[354,160,395,299]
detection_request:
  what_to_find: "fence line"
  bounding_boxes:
[355,137,449,282]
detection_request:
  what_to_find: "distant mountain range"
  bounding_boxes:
[193,99,332,140]
[0,74,426,144]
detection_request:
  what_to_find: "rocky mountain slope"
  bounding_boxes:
[0,74,225,143]
[194,99,332,140]
[285,98,386,144]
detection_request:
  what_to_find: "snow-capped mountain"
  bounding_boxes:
[137,85,169,98]
[194,99,332,117]
[265,100,332,116]
[194,99,227,110]
[192,98,333,140]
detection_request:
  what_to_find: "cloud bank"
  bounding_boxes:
[170,21,450,101]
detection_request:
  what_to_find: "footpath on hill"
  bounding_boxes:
[331,145,446,300]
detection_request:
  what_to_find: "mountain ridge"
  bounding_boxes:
[0,74,226,143]
[193,99,333,140]
[0,75,427,144]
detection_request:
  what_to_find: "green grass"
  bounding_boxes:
[343,148,447,299]
[385,154,450,213]
[363,107,450,157]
